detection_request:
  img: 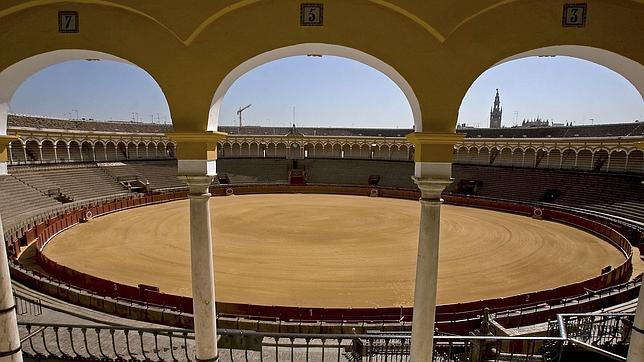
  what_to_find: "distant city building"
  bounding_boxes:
[520,117,550,128]
[489,89,502,128]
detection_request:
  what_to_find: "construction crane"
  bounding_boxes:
[237,104,251,127]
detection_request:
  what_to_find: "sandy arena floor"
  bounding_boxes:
[41,194,625,308]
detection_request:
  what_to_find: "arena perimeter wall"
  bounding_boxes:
[4,184,638,332]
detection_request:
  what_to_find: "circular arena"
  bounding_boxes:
[41,193,625,309]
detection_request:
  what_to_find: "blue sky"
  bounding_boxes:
[9,55,643,128]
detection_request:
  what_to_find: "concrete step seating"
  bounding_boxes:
[218,158,290,184]
[452,164,644,224]
[0,176,60,224]
[11,164,129,201]
[100,160,184,190]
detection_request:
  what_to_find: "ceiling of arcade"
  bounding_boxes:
[0,0,642,135]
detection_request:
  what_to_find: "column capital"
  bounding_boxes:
[407,132,464,178]
[406,132,464,163]
[180,175,214,196]
[167,131,228,177]
[413,177,452,201]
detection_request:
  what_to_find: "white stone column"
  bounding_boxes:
[66,144,71,162]
[21,144,26,165]
[0,197,23,362]
[184,176,218,361]
[627,284,644,362]
[37,144,43,163]
[410,177,452,362]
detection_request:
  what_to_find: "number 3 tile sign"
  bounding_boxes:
[562,3,587,27]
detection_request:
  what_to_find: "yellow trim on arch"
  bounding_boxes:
[0,0,184,44]
[367,0,445,43]
[185,0,262,46]
[186,0,445,45]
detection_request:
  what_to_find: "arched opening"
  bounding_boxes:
[314,143,324,158]
[626,150,644,174]
[350,144,361,159]
[476,147,489,165]
[608,150,627,173]
[459,46,643,130]
[55,141,67,162]
[24,140,39,163]
[523,149,536,168]
[577,149,593,171]
[456,146,468,163]
[547,149,562,169]
[9,140,25,164]
[209,44,419,132]
[240,142,250,158]
[116,142,127,161]
[156,143,167,159]
[0,50,170,138]
[511,148,524,167]
[94,142,106,162]
[40,140,56,163]
[249,143,259,158]
[593,149,609,172]
[127,142,137,160]
[81,142,93,161]
[265,143,276,158]
[561,149,577,170]
[231,143,241,157]
[137,142,147,159]
[497,46,643,99]
[69,141,82,162]
[498,148,512,166]
[536,149,549,169]
[331,144,342,159]
[275,143,287,158]
[166,143,175,158]
[105,142,117,161]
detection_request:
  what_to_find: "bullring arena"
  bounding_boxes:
[41,193,625,308]
[1,2,643,361]
[1,115,642,360]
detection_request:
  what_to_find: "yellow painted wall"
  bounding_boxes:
[0,0,641,139]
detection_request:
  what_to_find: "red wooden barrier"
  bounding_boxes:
[9,184,637,326]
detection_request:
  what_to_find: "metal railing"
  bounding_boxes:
[553,313,635,361]
[19,323,566,362]
[18,313,635,361]
[13,290,42,317]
